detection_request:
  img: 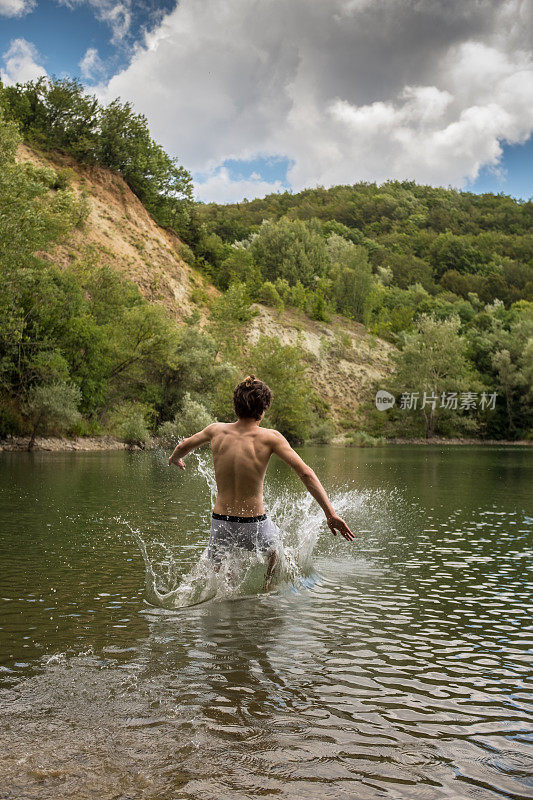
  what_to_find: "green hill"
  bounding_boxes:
[1,76,531,443]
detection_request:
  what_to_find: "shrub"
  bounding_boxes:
[210,281,256,360]
[307,419,336,443]
[258,281,283,310]
[190,286,209,305]
[52,167,77,190]
[346,430,385,447]
[218,247,256,290]
[157,393,214,443]
[289,280,308,310]
[308,289,333,322]
[68,416,103,437]
[273,277,292,303]
[109,401,154,446]
[178,242,195,265]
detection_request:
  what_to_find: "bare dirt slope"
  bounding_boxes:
[246,304,394,425]
[17,143,207,320]
[17,144,394,425]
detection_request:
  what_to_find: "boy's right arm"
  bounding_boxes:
[271,431,355,541]
[169,423,218,469]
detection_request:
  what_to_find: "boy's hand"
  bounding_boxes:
[326,514,355,541]
[169,455,185,470]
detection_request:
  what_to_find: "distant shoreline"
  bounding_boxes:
[1,435,531,452]
[0,436,132,452]
[382,437,532,446]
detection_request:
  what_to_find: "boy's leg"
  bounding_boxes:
[261,518,280,590]
[264,549,278,591]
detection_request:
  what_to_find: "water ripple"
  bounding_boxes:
[0,448,532,798]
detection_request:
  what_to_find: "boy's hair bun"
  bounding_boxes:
[233,376,272,419]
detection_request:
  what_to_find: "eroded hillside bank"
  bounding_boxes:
[16,143,395,428]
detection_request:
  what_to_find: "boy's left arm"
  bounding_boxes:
[168,424,217,469]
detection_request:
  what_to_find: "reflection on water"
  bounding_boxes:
[0,445,532,799]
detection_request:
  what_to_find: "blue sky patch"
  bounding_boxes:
[0,0,177,81]
[467,137,533,201]
[204,156,292,187]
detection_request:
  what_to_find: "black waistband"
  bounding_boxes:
[212,512,267,523]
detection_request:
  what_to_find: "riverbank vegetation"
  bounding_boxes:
[1,77,531,444]
[0,99,317,444]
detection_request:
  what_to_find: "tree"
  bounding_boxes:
[247,336,314,442]
[465,301,533,437]
[2,78,193,236]
[308,287,332,322]
[327,234,374,321]
[0,95,19,166]
[0,162,87,268]
[209,282,255,360]
[24,381,81,449]
[3,77,99,161]
[392,315,476,438]
[217,247,257,290]
[430,233,486,279]
[0,107,89,414]
[157,325,235,423]
[106,304,178,385]
[98,98,193,229]
[250,218,329,286]
[520,338,533,405]
[492,349,520,433]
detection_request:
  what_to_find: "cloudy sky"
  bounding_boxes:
[1,0,532,203]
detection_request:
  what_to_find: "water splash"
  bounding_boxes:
[121,451,393,609]
[120,512,290,610]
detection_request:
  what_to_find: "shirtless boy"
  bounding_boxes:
[169,375,355,590]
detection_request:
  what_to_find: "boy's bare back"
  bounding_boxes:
[169,414,355,541]
[209,421,280,516]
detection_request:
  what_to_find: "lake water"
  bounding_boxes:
[0,445,532,800]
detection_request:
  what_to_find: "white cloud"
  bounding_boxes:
[194,167,284,204]
[98,1,130,44]
[0,0,35,16]
[93,0,533,197]
[79,47,106,81]
[58,0,131,44]
[318,46,533,189]
[1,38,47,85]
